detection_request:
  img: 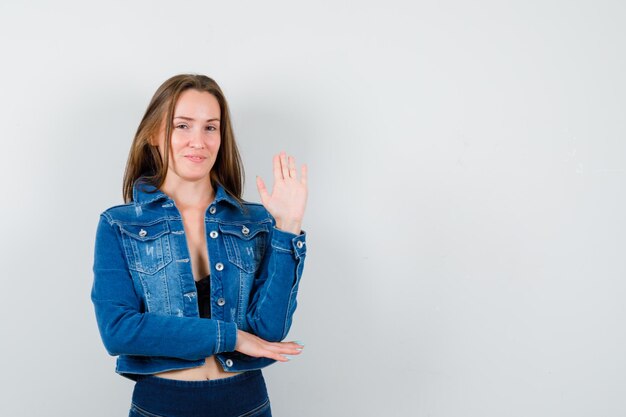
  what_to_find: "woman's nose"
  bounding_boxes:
[189,128,205,148]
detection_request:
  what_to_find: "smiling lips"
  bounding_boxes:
[184,155,206,163]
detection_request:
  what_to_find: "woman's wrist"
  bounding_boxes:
[235,329,243,350]
[274,219,302,235]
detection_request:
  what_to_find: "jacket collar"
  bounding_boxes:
[132,177,244,213]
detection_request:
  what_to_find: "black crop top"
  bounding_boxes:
[195,274,211,318]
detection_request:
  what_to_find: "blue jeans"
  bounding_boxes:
[128,370,271,417]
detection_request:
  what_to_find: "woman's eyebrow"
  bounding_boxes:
[174,116,220,122]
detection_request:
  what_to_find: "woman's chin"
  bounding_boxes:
[184,173,212,183]
[168,170,212,184]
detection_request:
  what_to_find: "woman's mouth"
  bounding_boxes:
[185,155,206,163]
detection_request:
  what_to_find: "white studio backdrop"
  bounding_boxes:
[0,1,625,416]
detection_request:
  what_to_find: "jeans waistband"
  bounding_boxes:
[135,369,262,388]
[131,369,269,416]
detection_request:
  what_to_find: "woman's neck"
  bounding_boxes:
[161,175,215,211]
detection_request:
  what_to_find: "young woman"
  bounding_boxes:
[91,74,308,417]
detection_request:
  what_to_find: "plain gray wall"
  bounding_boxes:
[1,1,625,416]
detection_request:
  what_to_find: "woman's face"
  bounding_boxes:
[153,89,221,184]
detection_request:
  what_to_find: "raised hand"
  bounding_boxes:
[256,151,308,235]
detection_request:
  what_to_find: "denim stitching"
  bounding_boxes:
[130,403,167,417]
[216,319,222,353]
[222,231,267,273]
[237,397,270,417]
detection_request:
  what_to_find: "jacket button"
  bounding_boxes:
[209,231,218,238]
[296,241,304,249]
[215,262,224,271]
[217,297,225,306]
[209,206,217,214]
[225,359,233,367]
[241,226,250,235]
[139,229,147,237]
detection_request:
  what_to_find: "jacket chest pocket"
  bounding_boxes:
[219,223,269,273]
[120,220,173,275]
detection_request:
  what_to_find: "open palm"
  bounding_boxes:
[256,151,308,234]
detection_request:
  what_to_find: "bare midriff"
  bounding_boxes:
[153,356,243,381]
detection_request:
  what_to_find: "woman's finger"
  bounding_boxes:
[280,151,290,179]
[264,344,303,355]
[301,163,307,186]
[263,342,293,352]
[288,155,297,179]
[275,354,290,362]
[272,153,282,181]
[256,175,269,206]
[261,345,290,362]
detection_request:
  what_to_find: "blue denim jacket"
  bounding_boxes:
[91,178,307,381]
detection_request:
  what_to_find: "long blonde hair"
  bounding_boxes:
[122,74,244,204]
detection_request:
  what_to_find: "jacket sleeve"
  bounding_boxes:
[245,212,307,342]
[91,213,238,360]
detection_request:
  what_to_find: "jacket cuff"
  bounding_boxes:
[217,321,238,353]
[271,227,307,258]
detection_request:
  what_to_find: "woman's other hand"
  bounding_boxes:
[256,151,308,235]
[235,329,304,362]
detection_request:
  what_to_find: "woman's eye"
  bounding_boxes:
[206,126,216,131]
[176,124,188,129]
